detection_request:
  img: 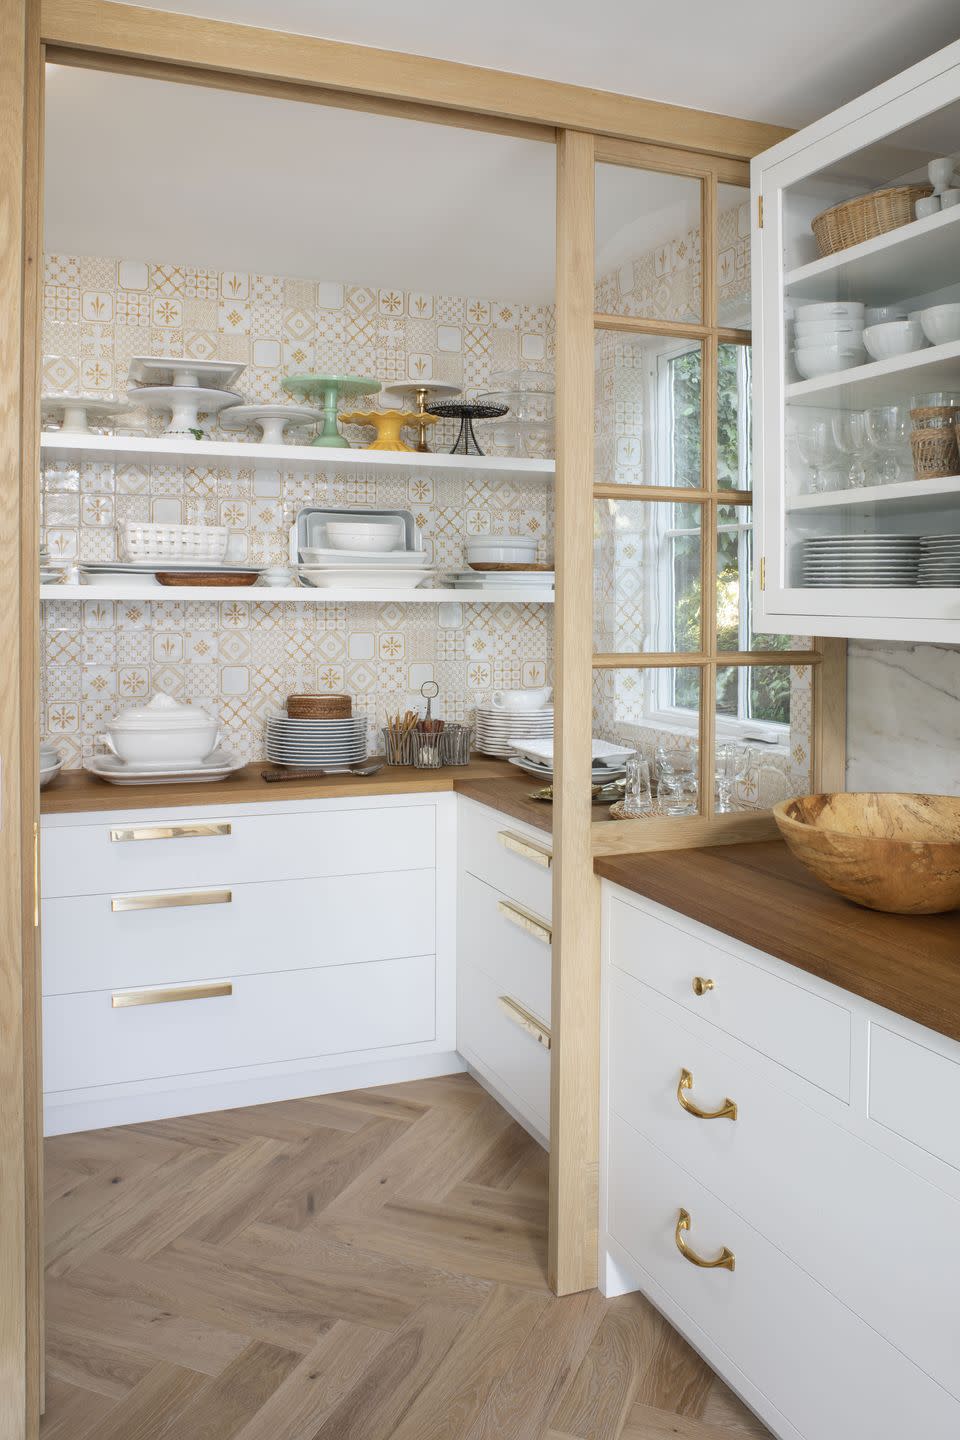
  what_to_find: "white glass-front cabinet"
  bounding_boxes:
[753,39,960,641]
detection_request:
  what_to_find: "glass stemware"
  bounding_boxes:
[795,421,837,494]
[623,753,654,816]
[830,411,869,488]
[657,742,698,816]
[865,405,910,484]
[715,742,739,813]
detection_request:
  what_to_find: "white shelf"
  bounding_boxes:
[786,339,960,408]
[785,205,960,304]
[38,432,555,481]
[39,583,555,604]
[786,475,960,513]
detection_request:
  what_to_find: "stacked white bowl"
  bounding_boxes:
[793,302,866,379]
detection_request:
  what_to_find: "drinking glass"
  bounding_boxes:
[657,743,698,816]
[830,411,869,488]
[622,754,654,816]
[715,742,738,813]
[865,405,909,483]
[795,422,837,494]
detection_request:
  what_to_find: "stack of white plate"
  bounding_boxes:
[918,534,960,585]
[265,714,367,768]
[508,737,633,782]
[475,704,553,758]
[444,570,555,593]
[801,534,920,587]
[298,550,435,590]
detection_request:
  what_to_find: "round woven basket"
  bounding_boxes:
[286,693,352,719]
[811,184,933,257]
[910,427,960,479]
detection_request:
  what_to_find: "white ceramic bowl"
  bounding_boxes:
[99,721,220,766]
[324,524,401,554]
[794,301,865,322]
[865,306,908,326]
[794,318,863,340]
[862,319,928,361]
[794,342,867,379]
[490,687,553,711]
[919,304,960,346]
[466,535,538,565]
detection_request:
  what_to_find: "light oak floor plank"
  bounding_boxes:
[40,1075,773,1440]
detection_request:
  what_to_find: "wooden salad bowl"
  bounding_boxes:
[773,792,960,914]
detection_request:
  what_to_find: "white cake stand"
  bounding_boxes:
[382,382,462,452]
[126,386,243,436]
[128,356,246,390]
[219,404,324,445]
[41,395,131,435]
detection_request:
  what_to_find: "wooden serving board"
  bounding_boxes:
[468,562,553,572]
[155,571,259,586]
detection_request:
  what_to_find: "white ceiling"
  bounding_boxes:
[112,0,960,127]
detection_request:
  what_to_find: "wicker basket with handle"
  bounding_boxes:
[811,184,933,258]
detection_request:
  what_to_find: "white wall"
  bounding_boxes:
[846,641,960,795]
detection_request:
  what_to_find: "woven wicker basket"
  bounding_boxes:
[811,184,933,258]
[910,427,960,480]
[286,693,352,719]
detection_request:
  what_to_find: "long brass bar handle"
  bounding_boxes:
[497,830,553,869]
[677,1068,737,1121]
[675,1209,735,1272]
[112,981,233,1008]
[111,888,232,913]
[498,995,551,1049]
[109,822,232,843]
[497,899,552,946]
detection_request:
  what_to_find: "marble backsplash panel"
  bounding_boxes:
[846,641,960,795]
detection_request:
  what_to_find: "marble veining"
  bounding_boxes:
[846,641,960,795]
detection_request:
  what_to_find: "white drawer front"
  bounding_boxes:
[458,960,550,1136]
[42,869,435,996]
[459,798,552,919]
[609,1116,960,1440]
[459,870,551,1021]
[869,1024,960,1173]
[611,975,960,1401]
[44,953,436,1093]
[608,891,851,1100]
[42,803,436,898]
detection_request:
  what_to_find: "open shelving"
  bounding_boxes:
[785,204,960,304]
[786,338,960,408]
[786,474,960,513]
[39,582,555,603]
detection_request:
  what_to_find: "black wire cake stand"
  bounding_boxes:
[424,401,509,456]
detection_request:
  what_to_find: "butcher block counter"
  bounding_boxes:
[595,839,960,1043]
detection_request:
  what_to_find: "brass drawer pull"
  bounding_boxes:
[692,976,715,996]
[497,830,552,868]
[498,995,551,1049]
[109,822,232,843]
[111,888,232,913]
[497,899,552,945]
[112,981,233,1008]
[675,1209,735,1272]
[677,1068,737,1122]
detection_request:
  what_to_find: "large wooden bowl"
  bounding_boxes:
[773,792,960,914]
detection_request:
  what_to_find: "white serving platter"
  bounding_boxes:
[85,748,243,784]
[128,357,246,389]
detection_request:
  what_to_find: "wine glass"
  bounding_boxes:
[831,411,869,489]
[657,743,698,816]
[865,405,909,484]
[715,742,739,813]
[795,421,837,494]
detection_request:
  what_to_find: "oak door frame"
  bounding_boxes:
[3,16,792,1431]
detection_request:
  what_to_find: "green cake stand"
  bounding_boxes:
[281,374,381,448]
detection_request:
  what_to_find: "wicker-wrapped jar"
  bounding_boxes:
[910,426,960,479]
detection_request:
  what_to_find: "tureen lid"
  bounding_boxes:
[108,694,215,730]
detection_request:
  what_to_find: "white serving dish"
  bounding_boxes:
[298,567,432,590]
[128,357,246,390]
[99,694,220,766]
[299,546,426,566]
[85,748,242,785]
[794,301,865,321]
[918,304,960,346]
[325,521,404,553]
[865,306,909,326]
[218,404,323,443]
[794,343,867,379]
[507,755,626,781]
[125,385,243,435]
[512,737,634,766]
[41,395,130,434]
[466,535,538,565]
[121,522,229,564]
[862,319,928,361]
[794,319,864,339]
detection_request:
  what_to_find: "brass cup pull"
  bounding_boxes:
[675,1209,735,1272]
[692,976,715,996]
[677,1068,737,1121]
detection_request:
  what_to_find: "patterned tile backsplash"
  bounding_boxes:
[41,253,555,765]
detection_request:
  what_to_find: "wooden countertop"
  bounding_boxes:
[41,757,556,832]
[595,841,960,1044]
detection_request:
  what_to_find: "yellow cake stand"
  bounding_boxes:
[340,410,437,452]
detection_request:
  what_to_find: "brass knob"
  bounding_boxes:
[692,976,715,996]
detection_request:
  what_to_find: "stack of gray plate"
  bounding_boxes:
[265,715,366,768]
[801,534,920,587]
[918,534,960,586]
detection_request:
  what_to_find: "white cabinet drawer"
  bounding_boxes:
[458,960,550,1137]
[42,869,434,996]
[608,891,851,1099]
[610,975,960,1401]
[869,1024,960,1173]
[609,1116,960,1440]
[44,953,436,1092]
[459,870,551,1022]
[42,803,436,898]
[458,798,552,919]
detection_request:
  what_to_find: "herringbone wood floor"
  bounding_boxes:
[40,1074,772,1439]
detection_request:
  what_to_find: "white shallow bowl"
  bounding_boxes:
[794,343,866,379]
[324,529,401,553]
[794,318,864,340]
[919,304,960,346]
[865,306,908,326]
[794,301,865,322]
[862,319,928,360]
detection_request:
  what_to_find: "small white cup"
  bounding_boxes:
[916,195,941,220]
[941,188,960,209]
[489,686,553,711]
[928,157,957,193]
